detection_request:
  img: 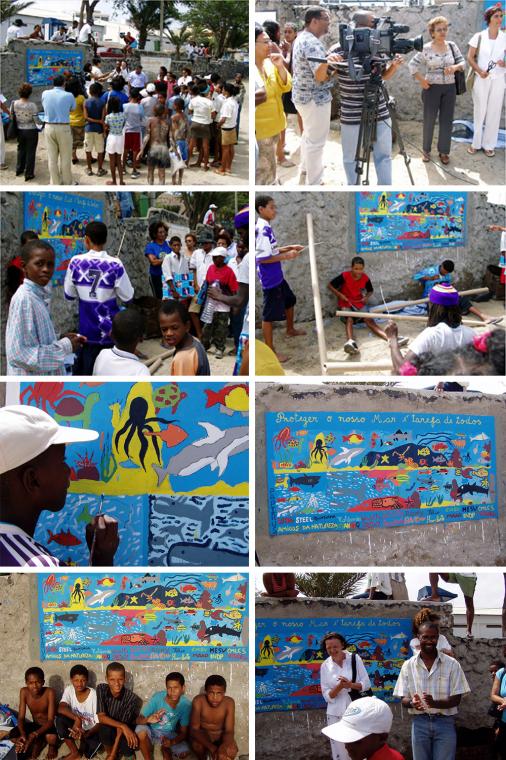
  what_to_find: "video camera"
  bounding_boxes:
[339,17,423,59]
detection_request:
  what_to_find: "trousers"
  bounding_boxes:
[412,713,456,760]
[16,128,39,177]
[421,83,456,154]
[294,99,331,185]
[471,75,505,150]
[341,118,392,185]
[45,123,73,184]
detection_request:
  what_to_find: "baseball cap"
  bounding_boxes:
[209,204,218,208]
[146,82,156,93]
[139,88,148,97]
[14,18,27,26]
[321,697,393,743]
[429,282,460,307]
[0,405,98,475]
[212,246,227,258]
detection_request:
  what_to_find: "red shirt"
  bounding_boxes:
[205,263,238,295]
[331,270,372,309]
[370,745,405,760]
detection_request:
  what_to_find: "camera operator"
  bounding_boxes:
[291,6,343,185]
[330,9,404,185]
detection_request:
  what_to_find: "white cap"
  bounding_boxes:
[146,82,156,93]
[321,698,393,743]
[0,405,98,475]
[212,246,228,258]
[209,204,218,208]
[139,89,148,97]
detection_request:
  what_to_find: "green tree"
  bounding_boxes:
[180,191,247,230]
[113,0,179,50]
[79,0,101,26]
[295,573,366,599]
[0,0,33,23]
[165,22,192,59]
[182,0,248,58]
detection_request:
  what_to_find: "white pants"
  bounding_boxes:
[0,122,5,165]
[471,75,505,151]
[45,123,73,185]
[295,100,331,185]
[326,715,352,760]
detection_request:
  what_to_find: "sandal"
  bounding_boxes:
[439,153,450,165]
[422,151,430,162]
[97,168,107,176]
[467,146,478,154]
[86,169,94,176]
[484,149,495,158]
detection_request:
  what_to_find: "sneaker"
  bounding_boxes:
[344,339,359,355]
[398,336,409,347]
[131,170,140,179]
[215,350,224,359]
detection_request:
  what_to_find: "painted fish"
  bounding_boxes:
[289,486,301,492]
[204,384,249,413]
[330,447,365,466]
[350,491,421,511]
[181,584,197,593]
[288,474,321,487]
[343,434,365,444]
[55,613,79,623]
[471,433,489,441]
[47,529,81,546]
[432,443,448,452]
[77,505,92,524]
[146,424,188,448]
[97,578,115,586]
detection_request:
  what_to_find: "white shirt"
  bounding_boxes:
[409,322,476,358]
[91,65,103,81]
[410,633,452,656]
[212,92,225,121]
[140,95,157,118]
[203,209,215,225]
[189,247,213,287]
[366,572,392,596]
[238,252,250,336]
[61,685,99,731]
[162,252,190,280]
[92,347,150,376]
[129,70,147,89]
[6,24,25,42]
[178,75,193,86]
[320,652,371,716]
[394,651,470,715]
[78,23,92,43]
[220,97,239,129]
[469,29,506,81]
[189,95,213,125]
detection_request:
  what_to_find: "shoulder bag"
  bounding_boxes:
[449,42,466,95]
[465,32,482,90]
[350,652,374,701]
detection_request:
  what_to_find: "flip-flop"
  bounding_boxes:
[467,146,478,154]
[484,150,495,157]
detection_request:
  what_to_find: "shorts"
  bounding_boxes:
[262,279,296,323]
[147,144,171,168]
[106,132,125,154]
[188,294,202,314]
[190,122,210,141]
[446,573,477,598]
[71,124,85,149]
[124,131,141,152]
[282,89,298,115]
[134,725,189,756]
[84,131,104,153]
[176,139,189,161]
[221,127,237,146]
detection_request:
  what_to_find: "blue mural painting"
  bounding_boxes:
[356,192,467,252]
[256,617,412,712]
[266,410,497,535]
[26,49,84,87]
[39,572,248,662]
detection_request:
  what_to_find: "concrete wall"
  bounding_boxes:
[255,596,503,760]
[254,191,504,324]
[0,574,248,756]
[255,383,506,566]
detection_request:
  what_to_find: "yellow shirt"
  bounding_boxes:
[70,94,86,128]
[255,339,285,376]
[255,59,292,140]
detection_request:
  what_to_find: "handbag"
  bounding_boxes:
[449,42,466,95]
[349,652,374,702]
[465,32,482,90]
[488,669,506,720]
[6,104,18,140]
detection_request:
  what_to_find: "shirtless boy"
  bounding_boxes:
[190,675,237,760]
[11,667,57,759]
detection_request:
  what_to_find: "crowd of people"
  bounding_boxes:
[255,3,505,185]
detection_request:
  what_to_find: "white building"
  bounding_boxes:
[453,608,503,639]
[1,6,132,46]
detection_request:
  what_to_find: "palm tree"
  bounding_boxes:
[114,0,178,50]
[182,0,248,58]
[165,22,192,60]
[295,573,366,599]
[1,0,34,23]
[179,191,247,230]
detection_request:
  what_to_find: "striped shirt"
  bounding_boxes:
[97,684,139,726]
[0,524,59,568]
[336,57,389,125]
[393,651,470,715]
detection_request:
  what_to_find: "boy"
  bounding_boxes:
[215,83,239,176]
[10,668,57,760]
[145,220,171,300]
[171,98,189,184]
[84,82,107,177]
[96,662,140,760]
[0,404,119,567]
[190,675,237,760]
[7,230,38,300]
[413,258,492,324]
[322,697,405,760]
[255,195,305,364]
[64,221,134,375]
[123,88,145,179]
[162,236,192,305]
[56,665,101,760]
[159,301,210,376]
[328,256,409,355]
[6,240,85,375]
[201,247,238,359]
[136,672,191,760]
[188,234,214,340]
[92,309,150,376]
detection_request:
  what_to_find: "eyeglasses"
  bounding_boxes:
[434,27,448,32]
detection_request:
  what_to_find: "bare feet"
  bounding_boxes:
[46,747,58,760]
[428,594,442,602]
[60,753,81,760]
[286,328,306,337]
[276,353,290,363]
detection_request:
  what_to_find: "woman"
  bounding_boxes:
[255,24,292,185]
[490,662,506,759]
[409,608,453,656]
[157,65,168,82]
[320,631,371,760]
[467,3,506,158]
[408,16,465,164]
[28,24,44,40]
[12,82,40,181]
[65,77,86,165]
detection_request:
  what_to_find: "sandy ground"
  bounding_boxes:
[277,114,503,186]
[140,335,236,376]
[255,299,506,376]
[0,85,249,186]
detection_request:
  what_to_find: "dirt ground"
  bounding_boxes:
[0,84,249,187]
[140,335,236,376]
[255,299,506,376]
[278,114,503,186]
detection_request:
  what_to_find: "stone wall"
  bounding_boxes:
[255,596,502,760]
[146,58,249,82]
[0,574,248,756]
[255,383,506,567]
[254,191,504,324]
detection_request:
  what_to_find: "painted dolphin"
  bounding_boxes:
[87,589,116,606]
[330,446,366,466]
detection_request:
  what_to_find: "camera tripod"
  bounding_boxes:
[354,64,414,186]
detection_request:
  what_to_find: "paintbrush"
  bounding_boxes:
[89,494,104,565]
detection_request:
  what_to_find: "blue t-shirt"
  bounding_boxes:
[102,89,130,112]
[85,97,105,133]
[497,668,506,724]
[412,265,452,298]
[140,692,191,734]
[145,241,171,277]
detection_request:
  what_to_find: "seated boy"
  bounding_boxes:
[413,259,492,324]
[328,256,408,355]
[55,664,101,760]
[136,672,191,760]
[93,310,150,376]
[190,675,237,760]
[9,667,57,760]
[96,662,140,760]
[322,696,404,760]
[159,300,210,376]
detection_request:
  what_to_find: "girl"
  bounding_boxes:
[104,96,126,185]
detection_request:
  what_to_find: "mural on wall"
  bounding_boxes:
[266,410,497,535]
[26,49,84,87]
[16,381,249,565]
[24,194,104,285]
[256,616,412,712]
[39,572,248,662]
[356,192,467,252]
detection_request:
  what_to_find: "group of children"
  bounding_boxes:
[9,664,237,760]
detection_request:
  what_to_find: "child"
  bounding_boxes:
[158,301,210,376]
[201,247,238,359]
[64,221,134,375]
[93,309,150,376]
[210,82,225,166]
[413,258,493,324]
[145,220,171,300]
[215,82,238,176]
[188,235,214,340]
[190,675,237,760]
[104,95,126,185]
[10,668,57,760]
[140,103,170,185]
[6,240,85,375]
[255,195,305,364]
[7,230,38,300]
[136,672,191,760]
[328,256,409,355]
[322,697,404,760]
[84,82,107,177]
[66,77,86,166]
[188,84,214,170]
[122,88,144,179]
[170,98,189,184]
[96,662,140,760]
[162,236,192,306]
[56,665,101,760]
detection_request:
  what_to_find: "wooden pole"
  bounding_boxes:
[335,310,491,327]
[324,360,393,371]
[143,349,174,367]
[307,212,328,375]
[149,358,163,375]
[368,287,490,311]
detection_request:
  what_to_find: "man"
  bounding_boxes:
[426,572,477,639]
[66,20,80,43]
[50,25,67,43]
[330,9,403,185]
[393,621,470,760]
[78,20,94,45]
[322,697,405,760]
[6,18,28,43]
[128,64,147,92]
[291,6,341,185]
[41,74,75,185]
[203,203,218,226]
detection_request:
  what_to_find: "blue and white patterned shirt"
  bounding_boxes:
[292,30,334,106]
